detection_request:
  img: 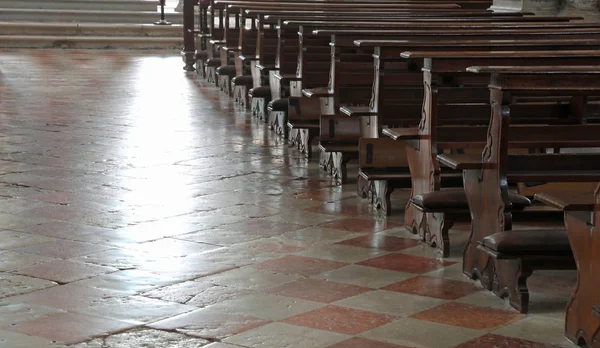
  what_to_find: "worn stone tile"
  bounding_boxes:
[334,290,446,317]
[148,307,270,340]
[492,316,578,347]
[16,259,118,284]
[267,278,370,303]
[0,329,64,348]
[328,337,412,348]
[74,295,197,324]
[223,322,349,348]
[0,273,56,298]
[207,292,324,320]
[12,240,112,259]
[360,317,482,348]
[0,302,65,327]
[1,311,137,345]
[0,250,58,272]
[314,265,415,289]
[0,230,59,249]
[455,334,567,348]
[254,255,348,276]
[4,283,127,311]
[199,267,300,291]
[273,226,364,247]
[68,328,210,348]
[357,254,456,274]
[71,270,181,295]
[382,275,483,300]
[294,244,388,263]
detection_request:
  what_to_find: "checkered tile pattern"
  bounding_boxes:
[0,50,576,348]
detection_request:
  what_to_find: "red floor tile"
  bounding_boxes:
[455,334,564,348]
[409,302,523,330]
[282,305,396,335]
[148,307,270,340]
[336,235,421,251]
[1,311,136,344]
[267,278,370,303]
[254,255,348,276]
[357,254,456,274]
[382,276,482,300]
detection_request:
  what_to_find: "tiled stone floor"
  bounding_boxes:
[0,49,578,347]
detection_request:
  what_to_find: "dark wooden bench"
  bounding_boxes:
[436,65,600,312]
[313,33,594,186]
[278,19,597,158]
[534,188,600,347]
[375,47,600,253]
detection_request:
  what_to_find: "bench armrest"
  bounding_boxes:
[223,46,241,52]
[437,154,494,170]
[383,127,420,140]
[239,55,259,61]
[534,191,596,212]
[273,73,301,82]
[340,106,376,117]
[209,39,225,45]
[302,87,332,98]
[256,64,275,71]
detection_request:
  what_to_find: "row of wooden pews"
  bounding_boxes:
[181,1,600,346]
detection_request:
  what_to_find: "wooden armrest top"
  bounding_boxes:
[302,87,332,98]
[256,64,275,70]
[437,154,494,170]
[222,46,241,52]
[401,50,600,59]
[209,39,226,44]
[593,306,600,318]
[239,55,259,61]
[467,65,600,74]
[382,127,420,140]
[534,192,596,212]
[273,73,300,81]
[339,106,376,116]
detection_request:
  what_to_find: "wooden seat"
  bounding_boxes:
[478,229,575,313]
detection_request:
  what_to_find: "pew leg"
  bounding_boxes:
[373,180,394,216]
[233,85,248,108]
[288,128,300,148]
[220,76,231,96]
[252,98,266,120]
[320,150,332,173]
[357,176,372,200]
[196,60,206,79]
[207,67,218,85]
[424,212,453,258]
[331,152,350,184]
[273,112,288,138]
[462,170,502,290]
[493,259,533,313]
[298,129,313,158]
